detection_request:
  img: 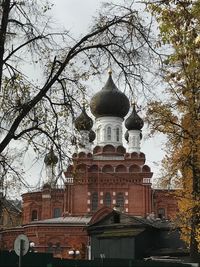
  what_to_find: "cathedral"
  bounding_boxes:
[0,72,178,259]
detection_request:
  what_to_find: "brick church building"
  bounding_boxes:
[0,72,178,259]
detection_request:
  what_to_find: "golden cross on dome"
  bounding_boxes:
[108,68,112,75]
[131,98,136,107]
[81,95,88,109]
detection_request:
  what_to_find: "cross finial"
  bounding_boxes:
[131,98,136,107]
[81,95,86,108]
[108,68,112,75]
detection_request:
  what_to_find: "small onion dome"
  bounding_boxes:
[124,130,129,142]
[44,147,58,166]
[90,72,130,118]
[74,107,93,131]
[125,104,144,130]
[42,183,51,189]
[89,129,96,143]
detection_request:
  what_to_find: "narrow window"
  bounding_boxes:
[31,210,38,221]
[107,127,111,141]
[53,208,61,218]
[55,242,62,253]
[91,192,98,212]
[47,242,53,253]
[158,208,165,219]
[116,128,120,142]
[116,193,124,208]
[104,192,111,207]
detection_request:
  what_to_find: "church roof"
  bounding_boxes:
[28,216,92,225]
[87,208,174,231]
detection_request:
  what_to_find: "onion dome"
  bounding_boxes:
[44,147,58,165]
[42,183,51,189]
[90,71,130,118]
[89,129,96,142]
[125,104,144,130]
[124,130,129,142]
[74,106,93,131]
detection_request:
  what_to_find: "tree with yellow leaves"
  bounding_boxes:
[147,0,200,261]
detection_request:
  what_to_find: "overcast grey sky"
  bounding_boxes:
[51,0,103,33]
[51,0,165,174]
[21,0,165,192]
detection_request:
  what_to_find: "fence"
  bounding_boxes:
[0,251,196,267]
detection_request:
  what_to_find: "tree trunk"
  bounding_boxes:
[0,0,11,91]
[190,148,200,262]
[190,210,200,261]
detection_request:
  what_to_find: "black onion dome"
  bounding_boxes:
[90,72,130,118]
[124,130,129,142]
[44,148,58,165]
[74,107,93,131]
[89,129,96,143]
[125,104,144,130]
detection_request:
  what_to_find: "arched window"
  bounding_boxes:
[158,208,165,219]
[107,127,111,141]
[31,210,38,221]
[53,208,61,218]
[116,193,124,208]
[91,192,98,212]
[46,242,61,254]
[116,128,120,142]
[47,242,53,253]
[104,192,111,207]
[55,242,62,254]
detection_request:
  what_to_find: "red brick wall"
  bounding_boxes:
[1,225,88,259]
[153,190,178,219]
[4,149,178,260]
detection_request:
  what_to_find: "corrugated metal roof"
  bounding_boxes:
[98,228,145,238]
[31,216,92,225]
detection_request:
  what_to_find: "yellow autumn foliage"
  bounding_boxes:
[147,0,200,256]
